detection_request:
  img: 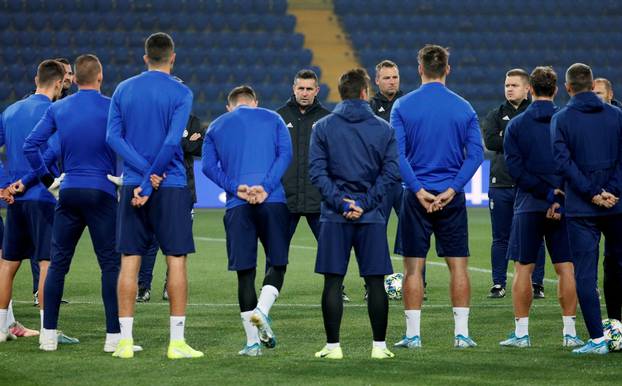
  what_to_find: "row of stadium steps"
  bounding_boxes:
[289,0,360,102]
[334,0,622,117]
[0,0,331,122]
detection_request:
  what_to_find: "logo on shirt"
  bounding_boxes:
[378,106,385,112]
[286,122,293,128]
[182,129,188,138]
[502,115,510,121]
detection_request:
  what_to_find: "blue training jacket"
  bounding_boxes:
[391,82,484,194]
[504,100,563,214]
[24,89,117,198]
[202,105,292,209]
[308,99,399,223]
[551,91,622,217]
[106,70,193,197]
[0,94,58,203]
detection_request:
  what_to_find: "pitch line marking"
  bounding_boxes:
[194,236,558,284]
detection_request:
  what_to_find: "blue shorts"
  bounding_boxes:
[117,186,195,256]
[3,200,55,262]
[315,222,393,276]
[399,190,469,258]
[508,212,572,265]
[0,215,4,248]
[224,203,290,271]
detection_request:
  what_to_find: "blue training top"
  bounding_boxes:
[202,105,292,209]
[106,70,193,197]
[391,82,484,193]
[0,93,57,203]
[24,89,117,198]
[551,91,622,217]
[309,99,399,223]
[504,100,563,214]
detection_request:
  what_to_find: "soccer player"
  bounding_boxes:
[0,60,64,343]
[138,113,205,303]
[55,58,74,100]
[392,45,483,349]
[499,66,582,348]
[551,63,622,354]
[23,54,139,353]
[310,68,399,360]
[106,32,202,359]
[482,68,546,299]
[594,77,622,108]
[593,77,622,321]
[202,85,292,357]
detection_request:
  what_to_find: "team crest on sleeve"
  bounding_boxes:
[183,129,188,138]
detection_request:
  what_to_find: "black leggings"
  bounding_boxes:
[322,274,388,343]
[603,254,622,321]
[237,265,287,312]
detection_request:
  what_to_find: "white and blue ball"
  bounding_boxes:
[602,318,622,351]
[384,273,403,300]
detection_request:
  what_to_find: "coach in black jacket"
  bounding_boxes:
[482,68,545,299]
[182,114,205,203]
[277,69,330,240]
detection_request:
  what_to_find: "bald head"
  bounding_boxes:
[74,54,102,87]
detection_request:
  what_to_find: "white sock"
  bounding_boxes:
[326,342,340,349]
[0,309,7,332]
[170,316,185,341]
[42,328,57,342]
[241,311,259,346]
[40,310,44,331]
[453,307,470,337]
[515,317,529,337]
[106,333,121,343]
[119,317,133,340]
[562,315,576,336]
[373,341,387,349]
[592,336,606,344]
[7,301,15,327]
[257,285,279,316]
[405,310,421,337]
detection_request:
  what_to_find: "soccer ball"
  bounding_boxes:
[602,318,622,351]
[384,273,403,300]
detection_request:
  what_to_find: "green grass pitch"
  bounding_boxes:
[0,208,618,385]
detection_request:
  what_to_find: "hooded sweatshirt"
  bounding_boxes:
[504,100,562,214]
[551,91,622,217]
[308,99,399,223]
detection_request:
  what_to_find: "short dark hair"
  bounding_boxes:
[529,66,557,97]
[375,59,398,76]
[506,68,529,83]
[338,68,370,100]
[293,69,318,85]
[74,54,102,85]
[227,85,257,105]
[566,63,593,93]
[145,32,174,65]
[594,78,613,93]
[37,59,65,87]
[55,58,70,66]
[417,45,449,79]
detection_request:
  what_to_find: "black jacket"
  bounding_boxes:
[182,114,205,203]
[277,96,331,213]
[369,90,404,122]
[482,99,530,187]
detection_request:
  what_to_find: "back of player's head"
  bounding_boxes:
[227,85,257,106]
[294,69,319,85]
[506,68,529,83]
[74,54,102,85]
[594,78,613,94]
[529,66,557,97]
[375,59,398,77]
[145,32,175,65]
[338,68,370,100]
[37,59,65,87]
[565,63,593,93]
[417,45,449,79]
